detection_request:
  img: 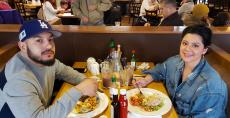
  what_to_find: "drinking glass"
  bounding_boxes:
[120,65,134,87]
[115,21,121,26]
[101,61,112,88]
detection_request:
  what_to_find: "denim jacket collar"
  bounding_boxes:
[176,57,206,86]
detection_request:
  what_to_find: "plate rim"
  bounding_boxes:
[67,92,109,118]
[127,88,172,116]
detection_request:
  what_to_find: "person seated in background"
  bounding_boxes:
[0,19,98,117]
[60,0,71,12]
[158,0,183,26]
[139,0,159,18]
[133,25,227,117]
[212,12,230,26]
[43,0,65,22]
[71,0,112,26]
[139,0,159,26]
[0,0,12,10]
[183,3,212,26]
[178,0,194,18]
[145,0,183,26]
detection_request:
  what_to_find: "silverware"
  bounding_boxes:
[134,78,144,95]
[97,88,104,93]
[133,75,146,77]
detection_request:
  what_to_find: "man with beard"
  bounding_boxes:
[0,19,98,118]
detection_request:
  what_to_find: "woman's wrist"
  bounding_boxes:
[145,74,153,84]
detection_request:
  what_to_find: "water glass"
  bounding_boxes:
[115,21,121,26]
[120,65,134,87]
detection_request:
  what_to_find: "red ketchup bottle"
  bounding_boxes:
[119,89,128,118]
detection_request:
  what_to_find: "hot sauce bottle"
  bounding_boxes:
[119,89,128,118]
[111,88,120,118]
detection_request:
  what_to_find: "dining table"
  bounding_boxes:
[57,13,80,25]
[54,62,178,118]
[24,3,41,9]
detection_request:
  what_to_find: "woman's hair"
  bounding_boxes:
[182,25,212,48]
[60,0,68,5]
[212,12,230,26]
[192,4,209,19]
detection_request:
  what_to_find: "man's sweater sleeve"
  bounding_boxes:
[54,59,86,85]
[71,0,84,18]
[3,72,82,118]
[97,0,112,11]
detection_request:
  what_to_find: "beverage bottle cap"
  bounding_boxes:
[110,88,114,94]
[113,88,118,95]
[120,89,126,95]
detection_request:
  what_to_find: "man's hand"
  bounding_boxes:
[144,23,151,27]
[75,79,98,96]
[88,5,97,11]
[81,16,89,23]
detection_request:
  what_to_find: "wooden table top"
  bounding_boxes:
[1,25,230,34]
[57,13,79,18]
[24,3,41,9]
[54,62,178,118]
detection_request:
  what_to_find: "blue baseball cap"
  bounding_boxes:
[19,19,62,42]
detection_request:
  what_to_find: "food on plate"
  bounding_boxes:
[129,93,164,112]
[75,95,99,113]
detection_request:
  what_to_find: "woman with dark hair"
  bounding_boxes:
[60,0,69,10]
[133,25,227,117]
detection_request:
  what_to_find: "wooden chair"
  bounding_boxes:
[14,0,37,20]
[0,9,24,24]
[145,9,160,26]
[0,42,19,70]
[206,44,230,117]
[128,0,142,25]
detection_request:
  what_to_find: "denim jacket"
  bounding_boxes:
[143,55,227,118]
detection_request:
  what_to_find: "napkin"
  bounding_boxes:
[137,62,150,70]
[128,112,162,118]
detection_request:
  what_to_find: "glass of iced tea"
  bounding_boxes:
[101,61,112,88]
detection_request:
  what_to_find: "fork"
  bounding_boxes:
[134,78,144,95]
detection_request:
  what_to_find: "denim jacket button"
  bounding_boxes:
[177,93,181,97]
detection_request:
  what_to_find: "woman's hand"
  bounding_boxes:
[132,74,153,88]
[58,8,65,14]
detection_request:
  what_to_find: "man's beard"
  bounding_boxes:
[27,48,55,66]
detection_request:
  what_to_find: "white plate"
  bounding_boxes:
[67,92,109,118]
[127,88,172,117]
[62,13,74,16]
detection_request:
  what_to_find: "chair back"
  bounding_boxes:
[14,1,26,17]
[0,67,15,118]
[128,0,142,17]
[128,0,142,25]
[0,9,24,24]
[145,9,160,26]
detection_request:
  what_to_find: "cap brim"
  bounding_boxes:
[49,30,62,38]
